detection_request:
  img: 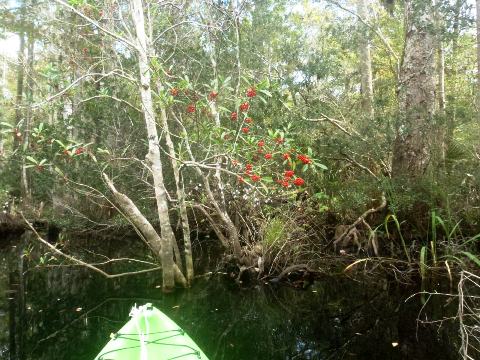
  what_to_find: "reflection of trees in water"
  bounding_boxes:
[0,235,26,360]
[0,234,461,360]
[0,245,12,358]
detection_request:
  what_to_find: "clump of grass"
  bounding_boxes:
[261,217,286,249]
[384,213,411,262]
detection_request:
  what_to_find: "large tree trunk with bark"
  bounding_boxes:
[357,0,374,120]
[131,0,177,291]
[392,0,436,178]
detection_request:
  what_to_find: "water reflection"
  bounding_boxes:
[0,233,460,360]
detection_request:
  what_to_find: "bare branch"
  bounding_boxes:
[53,0,138,50]
[20,213,163,278]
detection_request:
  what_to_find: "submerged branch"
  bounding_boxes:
[20,213,162,279]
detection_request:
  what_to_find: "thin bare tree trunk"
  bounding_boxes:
[131,0,176,291]
[434,0,446,169]
[357,0,374,119]
[173,114,242,258]
[157,104,194,285]
[476,0,480,119]
[204,22,227,211]
[14,24,26,150]
[21,33,35,202]
[392,0,436,177]
[102,174,186,287]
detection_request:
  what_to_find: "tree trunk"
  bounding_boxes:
[357,0,374,119]
[476,0,480,119]
[21,33,35,202]
[14,26,26,150]
[434,0,446,169]
[179,124,243,258]
[131,0,176,291]
[392,0,436,178]
[157,103,194,285]
[103,174,187,287]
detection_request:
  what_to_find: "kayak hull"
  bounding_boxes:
[94,303,209,360]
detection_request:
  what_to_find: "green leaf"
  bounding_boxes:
[259,89,272,97]
[462,251,480,267]
[420,246,427,279]
[315,162,328,170]
[55,139,65,148]
[218,106,231,114]
[26,156,38,164]
[0,121,13,128]
[54,167,64,176]
[257,95,268,104]
[97,148,110,154]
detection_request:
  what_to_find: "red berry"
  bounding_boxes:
[283,153,290,160]
[246,87,257,98]
[241,127,249,134]
[170,88,179,96]
[284,170,294,178]
[208,91,218,100]
[297,154,312,164]
[231,112,238,121]
[240,102,249,112]
[275,137,284,144]
[246,163,253,171]
[293,177,305,186]
[251,174,261,182]
[245,117,253,124]
[187,104,196,113]
[257,140,265,147]
[75,147,85,155]
[264,153,272,160]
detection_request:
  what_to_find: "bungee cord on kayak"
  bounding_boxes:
[94,304,208,360]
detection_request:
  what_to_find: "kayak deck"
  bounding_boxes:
[94,303,209,360]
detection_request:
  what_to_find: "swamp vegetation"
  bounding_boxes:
[0,0,480,358]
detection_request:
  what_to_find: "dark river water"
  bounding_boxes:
[0,232,461,360]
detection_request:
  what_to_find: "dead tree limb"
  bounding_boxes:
[332,194,387,255]
[20,213,163,279]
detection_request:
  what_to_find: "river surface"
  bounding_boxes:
[0,233,461,360]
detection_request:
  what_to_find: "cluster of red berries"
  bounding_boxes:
[275,170,304,188]
[62,147,85,157]
[297,154,312,164]
[246,87,257,98]
[240,102,249,112]
[240,163,261,183]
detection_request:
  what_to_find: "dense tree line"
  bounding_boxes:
[0,0,479,292]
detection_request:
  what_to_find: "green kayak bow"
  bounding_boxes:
[94,303,209,360]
